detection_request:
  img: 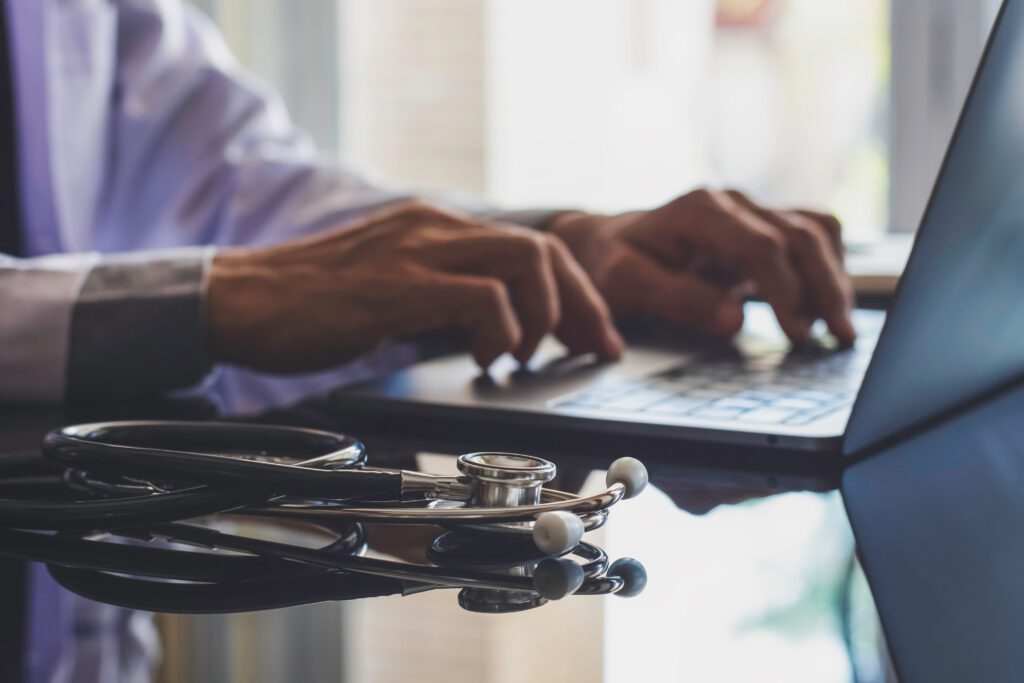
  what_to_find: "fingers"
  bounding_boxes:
[427,226,623,368]
[609,248,746,338]
[773,211,855,345]
[428,273,523,368]
[507,237,562,362]
[673,190,810,343]
[726,192,855,345]
[643,188,853,344]
[797,210,844,259]
[544,235,625,360]
[434,230,562,361]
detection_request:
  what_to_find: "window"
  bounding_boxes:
[334,0,890,240]
[203,0,1003,244]
[889,0,1001,233]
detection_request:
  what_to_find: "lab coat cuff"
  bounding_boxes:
[65,247,215,399]
[0,254,98,402]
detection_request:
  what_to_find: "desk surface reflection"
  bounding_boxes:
[0,366,883,683]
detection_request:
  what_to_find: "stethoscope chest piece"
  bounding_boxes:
[458,587,548,614]
[457,452,555,507]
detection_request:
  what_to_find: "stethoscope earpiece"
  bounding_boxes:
[532,511,585,555]
[533,557,586,600]
[607,557,648,598]
[606,457,649,499]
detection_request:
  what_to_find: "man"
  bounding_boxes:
[0,0,853,405]
[0,0,854,680]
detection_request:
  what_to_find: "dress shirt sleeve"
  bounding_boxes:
[0,248,212,402]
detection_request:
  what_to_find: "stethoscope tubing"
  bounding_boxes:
[0,527,301,582]
[30,421,634,534]
[47,564,408,614]
[0,453,258,530]
[42,540,625,615]
[0,420,647,613]
[149,521,607,594]
[4,420,646,570]
[1,521,621,607]
[44,421,402,500]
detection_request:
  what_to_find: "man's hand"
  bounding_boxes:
[548,189,856,346]
[207,201,624,372]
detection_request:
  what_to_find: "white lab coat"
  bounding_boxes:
[0,0,411,402]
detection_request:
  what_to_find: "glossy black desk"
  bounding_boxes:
[0,372,884,683]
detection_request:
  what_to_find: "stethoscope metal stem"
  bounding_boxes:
[254,484,626,524]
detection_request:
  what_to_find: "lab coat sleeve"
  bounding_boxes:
[0,2,568,403]
[101,0,411,250]
[0,253,95,402]
[101,0,564,250]
[64,246,215,400]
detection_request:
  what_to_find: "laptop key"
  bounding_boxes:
[772,398,822,410]
[756,383,804,393]
[788,390,835,403]
[710,398,762,411]
[645,397,710,415]
[737,407,802,424]
[680,388,729,399]
[585,383,641,399]
[602,389,674,411]
[732,390,782,403]
[653,378,705,392]
[704,382,749,394]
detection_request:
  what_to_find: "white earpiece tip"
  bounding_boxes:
[532,510,585,555]
[606,457,648,499]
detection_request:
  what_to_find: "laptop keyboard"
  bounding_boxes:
[552,344,874,427]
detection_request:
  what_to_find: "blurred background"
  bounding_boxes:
[193,0,1001,244]
[164,2,1003,681]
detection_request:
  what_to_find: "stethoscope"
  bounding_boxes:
[0,516,647,614]
[2,420,649,556]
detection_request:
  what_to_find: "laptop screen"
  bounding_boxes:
[843,380,1024,680]
[844,0,1024,455]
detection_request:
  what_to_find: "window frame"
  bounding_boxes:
[888,0,1002,233]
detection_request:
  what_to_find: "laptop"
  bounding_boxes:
[842,375,1024,682]
[333,0,1024,475]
